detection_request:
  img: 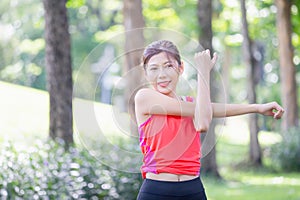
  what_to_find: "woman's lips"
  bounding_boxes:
[158,81,171,87]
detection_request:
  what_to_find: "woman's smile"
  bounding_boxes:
[158,81,171,88]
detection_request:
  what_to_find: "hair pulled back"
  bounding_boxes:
[142,40,181,69]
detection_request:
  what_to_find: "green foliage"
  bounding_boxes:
[0,0,45,89]
[270,127,300,172]
[0,139,142,199]
[143,0,198,39]
[0,0,122,90]
[67,0,86,8]
[292,0,300,35]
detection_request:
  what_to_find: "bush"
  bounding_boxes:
[270,127,300,172]
[0,139,142,199]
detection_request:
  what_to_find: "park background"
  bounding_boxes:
[0,0,300,199]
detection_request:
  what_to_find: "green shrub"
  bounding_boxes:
[270,127,300,172]
[0,139,142,199]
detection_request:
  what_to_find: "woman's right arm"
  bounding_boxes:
[134,88,195,117]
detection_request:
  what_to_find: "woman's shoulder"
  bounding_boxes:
[136,88,158,94]
[135,88,158,102]
[135,87,153,95]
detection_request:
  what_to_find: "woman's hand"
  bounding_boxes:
[257,102,284,119]
[194,49,218,74]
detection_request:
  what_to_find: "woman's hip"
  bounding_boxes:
[137,176,207,200]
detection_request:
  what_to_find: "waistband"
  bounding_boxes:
[140,176,205,196]
[146,172,199,182]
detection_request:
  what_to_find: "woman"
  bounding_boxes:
[134,40,284,200]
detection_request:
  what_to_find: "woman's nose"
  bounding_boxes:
[158,67,167,78]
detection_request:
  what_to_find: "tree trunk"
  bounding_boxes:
[240,0,261,165]
[123,0,145,136]
[276,0,299,130]
[43,0,73,144]
[197,0,220,178]
[223,46,231,105]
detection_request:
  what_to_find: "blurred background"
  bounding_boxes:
[0,0,299,199]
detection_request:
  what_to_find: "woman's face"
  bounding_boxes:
[145,52,183,97]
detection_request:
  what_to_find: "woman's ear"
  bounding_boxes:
[179,61,184,75]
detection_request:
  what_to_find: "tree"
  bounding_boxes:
[197,0,220,178]
[240,0,262,166]
[123,0,145,135]
[43,0,73,143]
[276,0,299,130]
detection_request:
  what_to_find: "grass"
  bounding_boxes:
[203,171,300,200]
[0,81,49,143]
[204,163,300,200]
[0,81,132,146]
[1,81,300,200]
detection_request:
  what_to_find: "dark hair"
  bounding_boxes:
[142,40,181,70]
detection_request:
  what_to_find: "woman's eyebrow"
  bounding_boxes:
[148,60,172,67]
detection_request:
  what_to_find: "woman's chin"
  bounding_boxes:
[156,87,174,96]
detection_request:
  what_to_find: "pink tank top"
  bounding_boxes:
[138,96,201,179]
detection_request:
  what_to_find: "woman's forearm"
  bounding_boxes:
[194,73,213,132]
[193,50,217,132]
[212,103,258,118]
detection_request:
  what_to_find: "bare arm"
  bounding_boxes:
[134,88,195,117]
[134,89,284,126]
[212,102,285,119]
[193,50,217,132]
[135,50,284,126]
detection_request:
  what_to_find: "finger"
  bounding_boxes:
[274,109,284,119]
[274,114,281,119]
[205,49,211,58]
[273,111,280,119]
[273,102,284,111]
[277,109,285,119]
[278,109,284,118]
[273,111,279,119]
[212,52,218,65]
[195,51,204,58]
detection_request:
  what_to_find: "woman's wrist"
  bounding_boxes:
[197,70,210,79]
[253,104,260,114]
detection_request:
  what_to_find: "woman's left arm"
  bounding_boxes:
[212,102,284,119]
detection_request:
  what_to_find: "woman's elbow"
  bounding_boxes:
[196,126,209,132]
[194,106,213,132]
[194,119,211,132]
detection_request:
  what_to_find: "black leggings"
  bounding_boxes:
[137,177,207,200]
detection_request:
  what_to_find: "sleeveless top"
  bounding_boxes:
[138,96,201,179]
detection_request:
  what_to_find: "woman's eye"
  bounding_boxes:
[166,64,174,68]
[150,67,158,71]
